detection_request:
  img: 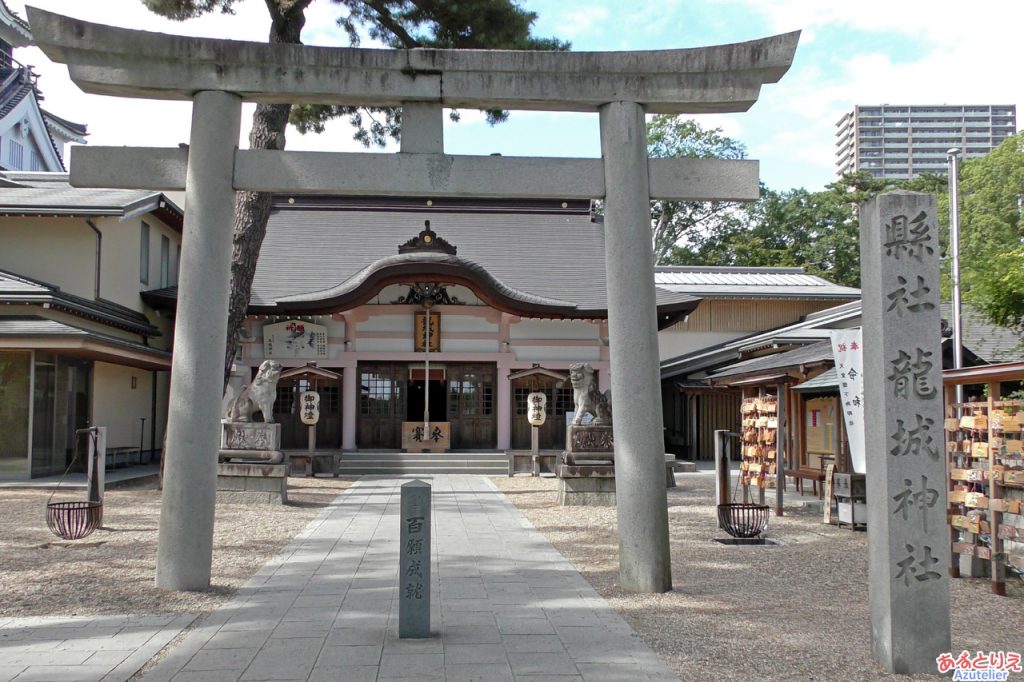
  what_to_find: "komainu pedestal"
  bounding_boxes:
[217,422,286,503]
[557,425,615,506]
[218,421,285,464]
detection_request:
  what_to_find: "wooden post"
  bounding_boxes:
[988,381,1005,596]
[945,383,960,579]
[775,384,786,516]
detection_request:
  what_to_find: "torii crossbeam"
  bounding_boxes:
[29,6,798,593]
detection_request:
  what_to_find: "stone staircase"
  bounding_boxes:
[336,452,509,476]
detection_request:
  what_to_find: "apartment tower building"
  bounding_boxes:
[835,104,1016,179]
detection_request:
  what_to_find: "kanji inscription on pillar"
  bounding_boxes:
[860,191,950,674]
[399,479,431,638]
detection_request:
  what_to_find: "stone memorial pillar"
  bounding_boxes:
[156,91,242,591]
[599,101,672,593]
[860,191,950,674]
[399,480,431,638]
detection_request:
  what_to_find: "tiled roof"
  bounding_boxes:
[792,366,839,393]
[250,197,698,317]
[709,340,834,380]
[660,301,862,379]
[940,303,1023,364]
[0,315,170,363]
[654,266,860,299]
[0,269,160,337]
[0,173,183,229]
[40,108,87,139]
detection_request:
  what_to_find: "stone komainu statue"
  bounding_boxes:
[225,360,282,423]
[568,362,612,426]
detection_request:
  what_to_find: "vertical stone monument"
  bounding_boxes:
[399,480,431,638]
[860,191,950,674]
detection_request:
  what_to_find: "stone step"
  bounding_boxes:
[337,466,508,475]
[338,460,506,469]
[326,452,512,475]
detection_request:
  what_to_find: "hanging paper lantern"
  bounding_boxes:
[527,391,547,426]
[300,390,321,425]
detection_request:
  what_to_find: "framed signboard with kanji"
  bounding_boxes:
[414,312,440,352]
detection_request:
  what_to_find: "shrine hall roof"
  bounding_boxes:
[249,196,700,323]
[708,340,835,382]
[654,266,860,299]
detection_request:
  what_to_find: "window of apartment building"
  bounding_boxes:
[140,222,150,285]
[8,139,22,168]
[160,234,170,287]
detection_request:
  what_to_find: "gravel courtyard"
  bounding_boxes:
[1,472,1019,680]
[492,474,1022,682]
[0,476,356,618]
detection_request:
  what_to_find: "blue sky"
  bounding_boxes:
[13,0,1023,192]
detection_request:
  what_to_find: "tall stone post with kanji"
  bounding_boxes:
[860,191,951,674]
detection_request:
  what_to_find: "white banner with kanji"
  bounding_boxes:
[831,329,866,473]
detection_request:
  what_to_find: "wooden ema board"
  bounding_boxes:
[739,392,778,500]
[945,397,1024,596]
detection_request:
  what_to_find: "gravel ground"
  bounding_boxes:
[493,474,1023,682]
[0,476,356,617]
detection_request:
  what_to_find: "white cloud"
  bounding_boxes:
[713,0,1024,189]
[12,0,372,156]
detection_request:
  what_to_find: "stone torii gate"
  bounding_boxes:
[29,7,799,593]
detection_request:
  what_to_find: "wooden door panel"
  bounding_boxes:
[357,364,406,449]
[448,364,496,449]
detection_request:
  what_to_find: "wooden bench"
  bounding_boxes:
[784,467,825,497]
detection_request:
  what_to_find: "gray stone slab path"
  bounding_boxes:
[0,613,196,682]
[147,474,679,681]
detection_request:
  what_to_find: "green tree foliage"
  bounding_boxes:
[957,133,1024,330]
[665,168,948,289]
[646,116,747,263]
[292,0,568,144]
[142,0,566,387]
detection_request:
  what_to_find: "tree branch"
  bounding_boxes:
[362,0,422,47]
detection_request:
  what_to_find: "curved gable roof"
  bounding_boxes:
[251,197,699,323]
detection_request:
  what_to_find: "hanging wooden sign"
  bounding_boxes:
[414,312,441,351]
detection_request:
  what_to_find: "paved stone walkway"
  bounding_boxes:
[0,614,195,682]
[147,475,678,681]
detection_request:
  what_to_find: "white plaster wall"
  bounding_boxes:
[441,316,498,333]
[510,319,599,340]
[0,217,96,298]
[91,362,152,450]
[441,339,500,353]
[657,330,748,362]
[514,345,601,362]
[356,338,413,352]
[0,214,181,315]
[360,314,414,333]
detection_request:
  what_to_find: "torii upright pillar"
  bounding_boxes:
[155,91,241,591]
[600,101,671,592]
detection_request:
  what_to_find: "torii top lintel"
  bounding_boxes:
[26,7,799,115]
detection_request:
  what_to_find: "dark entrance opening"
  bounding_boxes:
[407,379,447,423]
